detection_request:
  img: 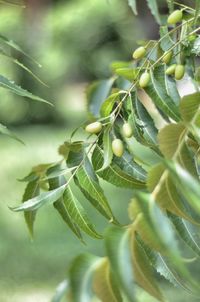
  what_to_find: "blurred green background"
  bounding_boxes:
[0,0,198,301]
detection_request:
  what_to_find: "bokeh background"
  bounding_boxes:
[0,0,198,301]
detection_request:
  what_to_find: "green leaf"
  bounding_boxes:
[51,280,69,302]
[98,125,113,171]
[159,26,174,51]
[144,66,180,121]
[165,72,180,106]
[167,213,200,258]
[11,184,66,212]
[148,198,200,289]
[75,156,115,222]
[22,179,40,238]
[69,254,101,302]
[158,123,185,159]
[105,227,136,302]
[147,163,200,224]
[180,92,200,125]
[136,235,193,293]
[0,123,24,144]
[194,1,200,25]
[86,78,114,117]
[129,196,165,252]
[0,48,46,85]
[0,75,52,106]
[110,61,130,72]
[113,150,147,182]
[114,68,137,81]
[192,36,200,55]
[132,234,164,301]
[146,0,161,24]
[100,92,119,118]
[126,92,159,151]
[0,34,41,66]
[93,258,123,302]
[92,147,146,189]
[63,187,102,239]
[158,123,198,178]
[166,161,200,213]
[128,0,137,15]
[48,174,83,241]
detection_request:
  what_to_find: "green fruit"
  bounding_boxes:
[112,139,124,157]
[139,72,150,88]
[122,122,133,138]
[162,51,173,64]
[165,64,176,75]
[132,46,146,60]
[175,64,185,80]
[85,121,102,134]
[167,10,183,24]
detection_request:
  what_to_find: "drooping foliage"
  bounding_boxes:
[10,0,200,301]
[0,0,51,143]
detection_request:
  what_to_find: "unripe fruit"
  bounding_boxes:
[132,46,146,60]
[167,10,183,24]
[162,51,173,64]
[165,64,176,75]
[112,139,124,157]
[122,122,133,138]
[85,121,102,134]
[139,72,150,88]
[175,64,185,80]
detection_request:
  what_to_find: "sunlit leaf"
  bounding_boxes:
[51,280,69,302]
[69,254,101,302]
[63,187,102,239]
[168,213,200,258]
[105,227,136,302]
[22,179,39,238]
[92,146,146,189]
[146,0,161,24]
[100,92,119,117]
[11,184,66,212]
[93,258,123,302]
[144,66,180,121]
[48,174,83,241]
[86,78,115,117]
[98,125,113,171]
[0,123,24,144]
[127,0,137,15]
[75,156,115,222]
[0,75,52,105]
[131,233,164,301]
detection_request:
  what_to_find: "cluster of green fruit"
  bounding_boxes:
[84,10,186,158]
[85,121,133,157]
[132,9,185,88]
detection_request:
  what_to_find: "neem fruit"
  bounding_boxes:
[123,122,133,138]
[139,72,150,88]
[112,139,124,157]
[132,46,146,60]
[165,64,176,75]
[167,10,183,24]
[85,121,102,134]
[162,51,173,64]
[175,64,185,80]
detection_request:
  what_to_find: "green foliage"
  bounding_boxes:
[0,9,51,141]
[10,0,200,301]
